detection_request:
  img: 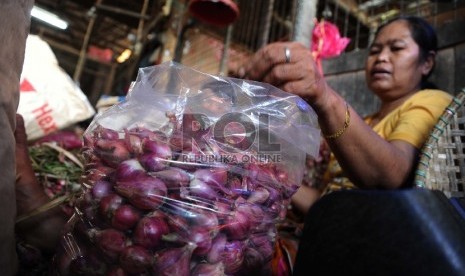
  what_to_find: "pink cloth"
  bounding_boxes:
[0,1,34,275]
[311,20,350,74]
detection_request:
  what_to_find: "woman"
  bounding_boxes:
[0,1,34,275]
[242,16,452,213]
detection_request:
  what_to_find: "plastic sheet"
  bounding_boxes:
[53,61,320,275]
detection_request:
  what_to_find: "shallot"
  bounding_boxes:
[191,262,225,276]
[115,176,167,210]
[153,243,196,276]
[119,245,153,274]
[111,204,142,231]
[150,167,191,188]
[223,209,251,240]
[91,180,112,200]
[221,240,245,274]
[139,153,169,172]
[56,104,303,275]
[115,159,146,181]
[99,193,124,220]
[95,140,130,168]
[133,216,169,249]
[90,228,128,260]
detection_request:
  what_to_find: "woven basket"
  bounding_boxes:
[414,89,465,198]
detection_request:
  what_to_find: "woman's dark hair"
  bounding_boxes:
[375,16,438,89]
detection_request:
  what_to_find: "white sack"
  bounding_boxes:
[18,35,95,140]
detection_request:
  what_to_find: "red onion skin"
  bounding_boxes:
[82,165,115,184]
[64,114,295,276]
[166,215,189,234]
[239,247,270,275]
[149,210,168,220]
[91,229,127,260]
[263,186,282,207]
[143,140,172,160]
[223,209,251,240]
[189,179,219,200]
[91,180,113,200]
[153,243,196,276]
[248,234,274,263]
[190,210,219,237]
[133,216,169,249]
[119,245,154,274]
[228,175,246,197]
[193,168,227,188]
[254,217,276,234]
[213,201,232,221]
[180,113,211,148]
[35,130,83,150]
[115,159,146,181]
[246,187,270,205]
[150,167,191,188]
[139,153,169,172]
[81,150,100,166]
[95,140,131,168]
[191,262,225,276]
[111,204,142,231]
[83,134,96,149]
[221,240,245,274]
[207,234,227,264]
[115,176,167,210]
[189,226,212,256]
[124,132,143,155]
[127,126,167,142]
[99,193,124,220]
[236,203,266,233]
[168,135,185,153]
[268,201,285,220]
[98,127,120,140]
[276,168,289,184]
[196,168,232,196]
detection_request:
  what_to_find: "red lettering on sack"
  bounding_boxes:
[32,103,57,134]
[43,124,58,134]
[38,116,53,126]
[20,79,36,93]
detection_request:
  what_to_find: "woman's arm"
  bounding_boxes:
[0,1,34,274]
[243,42,418,189]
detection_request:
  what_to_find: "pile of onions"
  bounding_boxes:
[54,114,298,276]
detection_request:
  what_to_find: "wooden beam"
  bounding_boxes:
[40,36,114,66]
[331,0,377,28]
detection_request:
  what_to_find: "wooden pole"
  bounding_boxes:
[73,0,102,83]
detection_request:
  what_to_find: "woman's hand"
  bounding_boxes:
[15,114,49,216]
[241,42,330,111]
[241,42,418,191]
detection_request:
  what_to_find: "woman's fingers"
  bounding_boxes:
[262,55,313,84]
[244,42,295,81]
[242,41,329,107]
[15,114,28,147]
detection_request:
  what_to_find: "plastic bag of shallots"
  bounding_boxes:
[52,61,320,275]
